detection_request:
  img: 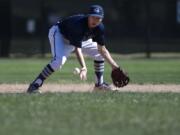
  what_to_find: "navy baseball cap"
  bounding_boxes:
[88,5,104,18]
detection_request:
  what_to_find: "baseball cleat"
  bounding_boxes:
[27,83,42,93]
[94,82,114,91]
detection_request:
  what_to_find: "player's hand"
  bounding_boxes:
[79,67,87,81]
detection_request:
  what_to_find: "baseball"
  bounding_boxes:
[73,67,80,75]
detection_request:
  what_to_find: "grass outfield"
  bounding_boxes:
[0,57,180,135]
[0,57,180,84]
[0,93,180,135]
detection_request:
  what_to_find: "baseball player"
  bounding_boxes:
[27,5,129,93]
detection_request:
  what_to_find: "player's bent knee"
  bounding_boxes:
[94,54,104,61]
[50,56,67,71]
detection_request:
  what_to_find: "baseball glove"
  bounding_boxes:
[111,67,129,87]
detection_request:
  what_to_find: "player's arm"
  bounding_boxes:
[75,47,87,69]
[93,25,119,69]
[75,47,87,80]
[98,45,119,69]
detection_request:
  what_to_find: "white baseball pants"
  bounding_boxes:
[48,25,104,71]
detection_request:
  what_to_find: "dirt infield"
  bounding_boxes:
[0,83,180,93]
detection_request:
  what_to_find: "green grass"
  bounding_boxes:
[0,92,180,135]
[0,57,180,135]
[0,57,179,84]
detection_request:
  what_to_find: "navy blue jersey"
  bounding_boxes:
[57,14,105,48]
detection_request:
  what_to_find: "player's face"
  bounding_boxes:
[88,16,102,28]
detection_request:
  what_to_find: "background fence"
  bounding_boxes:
[0,0,180,57]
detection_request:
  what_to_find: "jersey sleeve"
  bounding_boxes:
[93,24,105,46]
